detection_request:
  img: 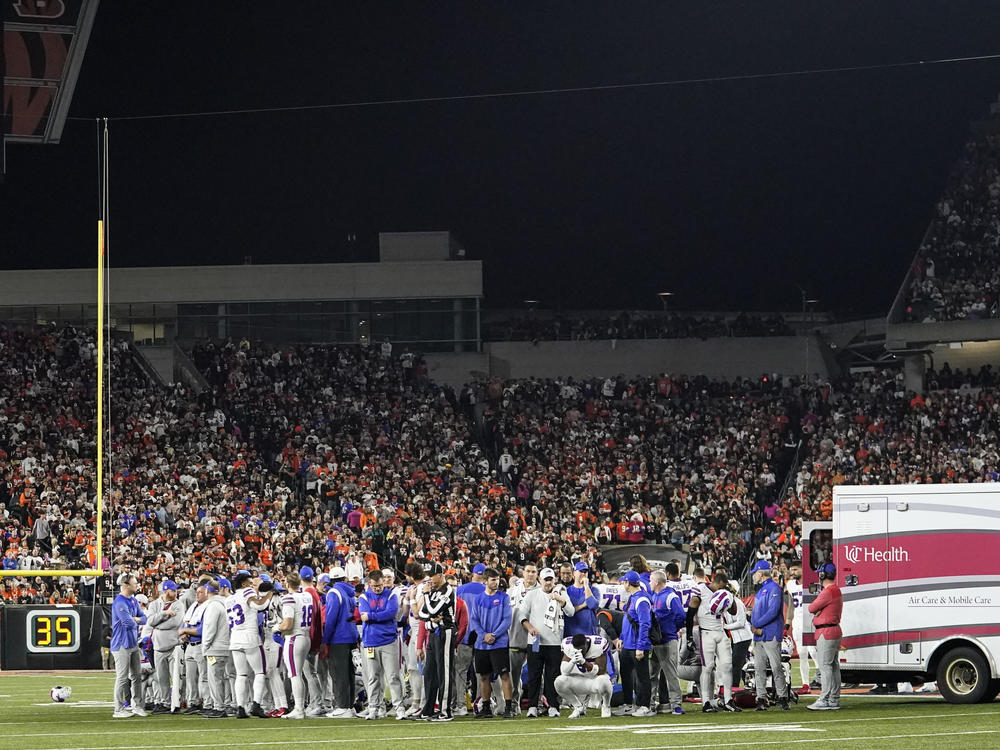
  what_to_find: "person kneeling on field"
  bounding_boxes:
[554,633,614,719]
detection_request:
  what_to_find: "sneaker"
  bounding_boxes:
[325,708,356,719]
[526,707,539,718]
[475,707,494,719]
[236,706,249,719]
[568,706,586,719]
[796,684,811,695]
[672,706,686,716]
[827,703,841,710]
[657,703,673,714]
[183,705,202,715]
[755,698,768,712]
[250,703,269,719]
[723,700,742,713]
[807,700,831,711]
[612,704,634,716]
[452,706,468,716]
[364,708,380,721]
[202,709,227,718]
[144,702,157,712]
[269,708,289,718]
[112,710,133,719]
[431,714,453,722]
[502,707,517,719]
[868,684,891,694]
[631,706,656,717]
[702,703,718,713]
[151,704,171,715]
[809,679,822,690]
[283,709,306,719]
[600,706,612,718]
[395,707,408,720]
[130,706,148,717]
[306,706,326,717]
[779,699,790,711]
[547,707,560,718]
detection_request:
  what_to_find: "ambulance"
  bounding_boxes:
[801,483,1000,703]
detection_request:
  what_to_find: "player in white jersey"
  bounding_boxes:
[399,562,429,717]
[226,571,274,718]
[259,578,289,716]
[276,572,314,719]
[555,633,614,718]
[784,562,816,694]
[689,571,738,713]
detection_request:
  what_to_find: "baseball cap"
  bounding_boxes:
[424,561,444,576]
[317,573,331,585]
[135,594,149,605]
[235,569,252,578]
[274,581,286,592]
[218,577,232,589]
[574,561,590,571]
[472,563,487,575]
[621,570,641,585]
[299,566,315,580]
[259,573,272,583]
[750,560,772,575]
[539,567,556,580]
[330,566,347,580]
[161,579,179,591]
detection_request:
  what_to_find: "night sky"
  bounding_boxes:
[3,1,1000,315]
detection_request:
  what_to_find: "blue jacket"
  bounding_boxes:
[323,581,359,645]
[564,584,599,636]
[622,591,652,651]
[652,586,685,641]
[455,581,486,644]
[111,593,146,651]
[358,587,400,648]
[750,578,784,641]
[468,590,511,650]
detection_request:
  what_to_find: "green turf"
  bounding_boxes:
[0,672,997,750]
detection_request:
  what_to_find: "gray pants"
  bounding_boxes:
[452,643,474,710]
[184,647,208,707]
[406,631,424,708]
[651,640,682,708]
[206,653,232,710]
[365,642,404,712]
[753,638,788,701]
[113,647,142,712]
[815,636,842,705]
[315,652,333,710]
[509,647,528,707]
[154,646,184,709]
[304,652,323,711]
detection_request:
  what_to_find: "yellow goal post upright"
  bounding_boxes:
[0,119,111,581]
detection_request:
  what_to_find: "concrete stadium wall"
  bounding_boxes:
[424,336,829,388]
[0,261,482,305]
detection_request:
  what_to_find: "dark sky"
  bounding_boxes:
[4,1,1000,315]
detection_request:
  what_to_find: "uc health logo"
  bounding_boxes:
[844,545,910,564]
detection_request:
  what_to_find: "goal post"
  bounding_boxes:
[0,192,107,580]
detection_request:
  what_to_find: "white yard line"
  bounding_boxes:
[606,729,1000,750]
[10,709,1000,748]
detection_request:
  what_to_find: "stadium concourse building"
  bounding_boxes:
[0,231,479,330]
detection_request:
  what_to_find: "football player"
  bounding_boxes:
[554,633,613,718]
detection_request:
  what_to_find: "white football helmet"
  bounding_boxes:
[50,685,71,702]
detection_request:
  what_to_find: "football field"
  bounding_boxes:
[1,672,998,750]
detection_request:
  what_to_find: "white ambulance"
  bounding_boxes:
[801,483,1000,704]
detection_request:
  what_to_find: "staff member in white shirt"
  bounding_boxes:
[724,583,752,689]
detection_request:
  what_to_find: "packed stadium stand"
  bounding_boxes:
[901,112,1000,323]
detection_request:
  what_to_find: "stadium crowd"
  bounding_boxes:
[903,117,1000,322]
[485,312,794,342]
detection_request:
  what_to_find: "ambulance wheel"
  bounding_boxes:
[936,647,990,704]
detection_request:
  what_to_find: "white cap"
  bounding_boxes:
[539,568,556,580]
[329,566,347,580]
[135,594,149,605]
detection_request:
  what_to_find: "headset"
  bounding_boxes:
[817,563,836,581]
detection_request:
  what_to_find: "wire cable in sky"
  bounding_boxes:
[74,51,1000,123]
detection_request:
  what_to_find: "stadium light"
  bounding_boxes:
[657,291,674,311]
